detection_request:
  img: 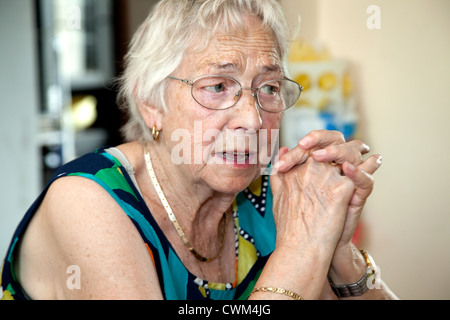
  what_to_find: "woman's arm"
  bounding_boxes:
[17,176,163,299]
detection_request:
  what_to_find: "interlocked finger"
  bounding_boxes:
[312,139,370,167]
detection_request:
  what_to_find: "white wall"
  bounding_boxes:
[0,1,41,259]
[281,0,450,299]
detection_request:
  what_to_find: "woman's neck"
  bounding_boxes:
[117,141,237,283]
[132,141,236,242]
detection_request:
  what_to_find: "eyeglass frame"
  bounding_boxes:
[167,75,303,113]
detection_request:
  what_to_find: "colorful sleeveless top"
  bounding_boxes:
[1,148,276,300]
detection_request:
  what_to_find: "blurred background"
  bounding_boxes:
[1,0,449,299]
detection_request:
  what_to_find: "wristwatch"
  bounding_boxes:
[329,250,376,298]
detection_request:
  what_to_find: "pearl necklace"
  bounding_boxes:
[144,149,227,263]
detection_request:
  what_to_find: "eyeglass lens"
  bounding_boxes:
[191,76,301,111]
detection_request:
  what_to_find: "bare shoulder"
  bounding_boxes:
[17,175,162,300]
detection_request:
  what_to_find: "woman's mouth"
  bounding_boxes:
[214,151,258,167]
[222,152,250,162]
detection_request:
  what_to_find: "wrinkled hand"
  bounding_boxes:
[271,130,382,250]
[270,156,355,253]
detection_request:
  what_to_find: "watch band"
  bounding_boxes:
[329,250,376,298]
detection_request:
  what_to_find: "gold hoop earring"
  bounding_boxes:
[152,125,160,141]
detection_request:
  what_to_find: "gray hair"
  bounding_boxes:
[118,0,293,142]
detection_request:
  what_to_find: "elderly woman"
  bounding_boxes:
[2,0,397,300]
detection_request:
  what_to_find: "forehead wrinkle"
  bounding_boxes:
[195,50,282,78]
[187,21,282,78]
[195,52,245,75]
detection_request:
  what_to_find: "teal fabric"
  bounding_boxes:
[1,149,276,300]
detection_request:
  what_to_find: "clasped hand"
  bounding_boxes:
[270,130,382,270]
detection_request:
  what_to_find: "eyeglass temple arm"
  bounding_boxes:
[167,76,193,86]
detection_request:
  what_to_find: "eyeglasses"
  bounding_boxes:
[167,75,303,113]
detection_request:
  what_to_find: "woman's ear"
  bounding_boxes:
[138,101,163,131]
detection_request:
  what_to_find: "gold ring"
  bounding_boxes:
[330,161,344,175]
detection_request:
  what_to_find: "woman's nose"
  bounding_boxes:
[228,88,262,131]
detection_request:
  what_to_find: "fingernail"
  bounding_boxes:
[312,149,327,157]
[377,155,383,165]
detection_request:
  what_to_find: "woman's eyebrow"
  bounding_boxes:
[259,63,282,74]
[205,61,239,72]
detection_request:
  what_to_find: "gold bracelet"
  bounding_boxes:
[249,287,303,300]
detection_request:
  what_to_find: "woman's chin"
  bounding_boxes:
[205,163,260,194]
